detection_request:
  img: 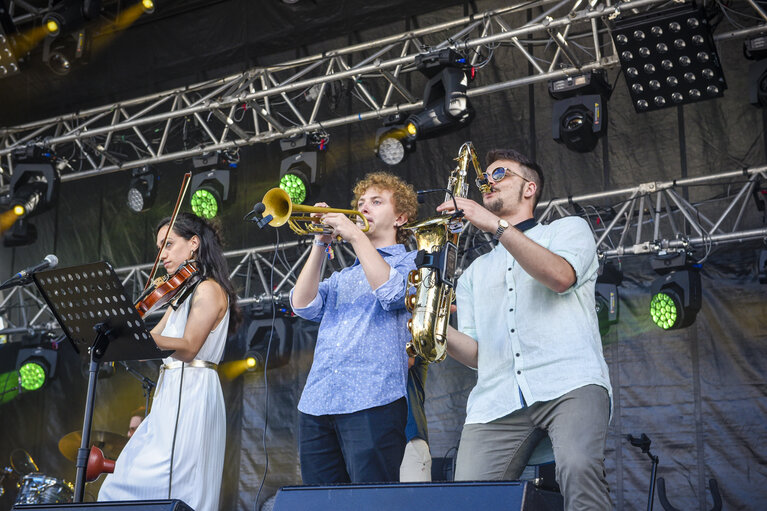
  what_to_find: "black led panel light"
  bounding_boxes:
[612,3,726,113]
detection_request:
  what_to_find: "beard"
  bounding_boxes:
[485,196,503,213]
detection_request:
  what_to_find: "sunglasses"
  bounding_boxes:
[475,167,530,189]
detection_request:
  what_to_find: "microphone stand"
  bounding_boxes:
[120,361,156,417]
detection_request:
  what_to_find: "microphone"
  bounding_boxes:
[0,254,59,290]
[243,202,266,222]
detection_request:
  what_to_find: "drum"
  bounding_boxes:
[14,473,73,505]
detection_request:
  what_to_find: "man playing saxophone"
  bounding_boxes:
[436,149,612,511]
[290,172,418,484]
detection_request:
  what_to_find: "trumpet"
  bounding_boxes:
[259,187,369,236]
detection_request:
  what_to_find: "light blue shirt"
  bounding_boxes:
[290,244,416,416]
[456,216,612,424]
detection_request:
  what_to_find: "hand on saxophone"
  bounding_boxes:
[436,197,501,234]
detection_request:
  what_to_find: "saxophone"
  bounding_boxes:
[404,142,487,362]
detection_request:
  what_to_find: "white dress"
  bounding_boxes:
[99,292,229,511]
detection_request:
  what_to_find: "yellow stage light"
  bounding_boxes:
[13,205,25,216]
[45,19,60,36]
[141,0,155,13]
[406,123,417,136]
[246,357,257,369]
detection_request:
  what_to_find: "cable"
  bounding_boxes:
[168,363,184,499]
[254,228,280,510]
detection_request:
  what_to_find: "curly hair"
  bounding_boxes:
[156,212,242,333]
[351,172,418,245]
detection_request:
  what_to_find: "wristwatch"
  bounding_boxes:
[492,218,510,240]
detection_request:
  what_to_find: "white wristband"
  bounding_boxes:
[313,239,329,247]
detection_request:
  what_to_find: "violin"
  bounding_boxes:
[134,171,199,318]
[134,260,202,317]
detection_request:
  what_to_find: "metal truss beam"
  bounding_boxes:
[8,0,765,188]
[1,162,765,341]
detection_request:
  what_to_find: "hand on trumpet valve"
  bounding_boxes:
[320,211,364,243]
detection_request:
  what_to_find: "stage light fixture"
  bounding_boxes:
[0,26,21,79]
[595,263,622,337]
[190,152,236,219]
[15,345,58,392]
[745,36,767,107]
[3,157,59,246]
[42,0,100,37]
[190,169,231,219]
[405,49,474,141]
[126,166,157,213]
[278,133,327,205]
[375,115,415,166]
[42,28,88,75]
[612,4,727,113]
[549,71,610,153]
[141,0,155,14]
[649,260,701,330]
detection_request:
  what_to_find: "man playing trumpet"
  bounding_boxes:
[290,171,418,484]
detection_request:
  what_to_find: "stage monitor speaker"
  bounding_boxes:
[272,481,563,511]
[13,500,194,511]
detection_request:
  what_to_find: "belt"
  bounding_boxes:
[161,360,218,371]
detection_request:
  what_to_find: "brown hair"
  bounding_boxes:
[485,149,545,209]
[351,172,418,245]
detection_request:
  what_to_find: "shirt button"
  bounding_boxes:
[507,267,512,271]
[509,307,514,311]
[510,329,515,333]
[516,370,521,375]
[515,353,520,357]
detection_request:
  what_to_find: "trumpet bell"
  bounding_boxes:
[262,187,293,228]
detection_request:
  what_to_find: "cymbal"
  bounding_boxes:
[58,430,128,462]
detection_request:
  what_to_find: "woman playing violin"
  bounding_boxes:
[99,212,240,511]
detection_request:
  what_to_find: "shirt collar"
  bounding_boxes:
[515,218,537,232]
[352,243,405,266]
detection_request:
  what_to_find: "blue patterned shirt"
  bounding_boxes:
[290,244,416,416]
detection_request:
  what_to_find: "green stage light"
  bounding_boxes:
[280,173,307,204]
[190,189,219,219]
[18,360,47,391]
[650,291,679,330]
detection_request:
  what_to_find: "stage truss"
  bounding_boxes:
[1,0,765,187]
[1,162,765,341]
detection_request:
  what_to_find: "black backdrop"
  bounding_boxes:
[1,1,767,510]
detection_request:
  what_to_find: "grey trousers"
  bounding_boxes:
[454,385,611,511]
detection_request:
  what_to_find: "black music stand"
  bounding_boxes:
[32,261,173,503]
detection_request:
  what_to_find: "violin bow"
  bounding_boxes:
[142,171,193,292]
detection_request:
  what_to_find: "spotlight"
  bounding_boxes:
[549,71,610,153]
[3,156,59,246]
[220,351,262,380]
[375,115,415,166]
[278,133,327,204]
[15,345,58,392]
[141,0,155,14]
[42,29,88,75]
[746,36,767,108]
[612,4,727,113]
[649,256,701,330]
[126,166,157,213]
[190,169,231,219]
[9,161,59,218]
[405,49,474,140]
[42,0,100,37]
[0,25,21,79]
[190,152,236,219]
[595,262,622,337]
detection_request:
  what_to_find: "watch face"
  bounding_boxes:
[499,219,509,228]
